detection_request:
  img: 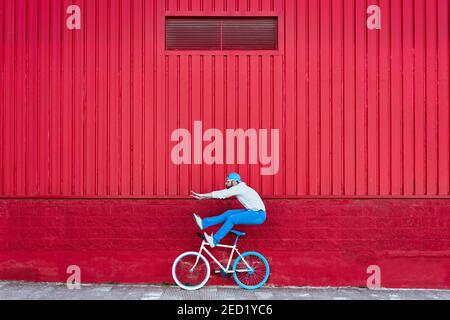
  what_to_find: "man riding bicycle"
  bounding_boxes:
[190,172,267,248]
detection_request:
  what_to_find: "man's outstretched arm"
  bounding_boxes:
[190,190,213,200]
[191,187,241,200]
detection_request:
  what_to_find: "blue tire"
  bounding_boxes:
[232,251,270,290]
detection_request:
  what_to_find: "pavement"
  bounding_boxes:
[1,281,450,300]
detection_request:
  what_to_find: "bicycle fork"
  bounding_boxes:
[190,242,206,271]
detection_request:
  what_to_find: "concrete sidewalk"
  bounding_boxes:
[1,281,450,300]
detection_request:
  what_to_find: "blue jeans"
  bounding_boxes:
[202,209,266,245]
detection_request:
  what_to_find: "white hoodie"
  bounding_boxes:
[211,182,266,212]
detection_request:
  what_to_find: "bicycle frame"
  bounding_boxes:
[191,240,253,274]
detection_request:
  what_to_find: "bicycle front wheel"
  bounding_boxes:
[172,251,210,290]
[232,251,270,290]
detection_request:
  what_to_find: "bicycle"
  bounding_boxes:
[172,230,270,290]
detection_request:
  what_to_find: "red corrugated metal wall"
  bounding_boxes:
[1,0,448,198]
[1,0,450,289]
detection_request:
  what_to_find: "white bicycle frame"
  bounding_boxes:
[191,240,253,274]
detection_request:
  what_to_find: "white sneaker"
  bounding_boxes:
[204,232,216,248]
[193,213,203,230]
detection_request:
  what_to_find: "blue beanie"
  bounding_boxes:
[226,172,242,183]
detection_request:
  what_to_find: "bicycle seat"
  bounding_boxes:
[231,230,246,237]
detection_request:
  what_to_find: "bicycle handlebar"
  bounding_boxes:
[196,232,206,240]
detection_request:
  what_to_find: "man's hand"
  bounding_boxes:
[191,190,205,200]
[191,190,214,200]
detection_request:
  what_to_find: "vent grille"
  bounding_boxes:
[166,17,278,51]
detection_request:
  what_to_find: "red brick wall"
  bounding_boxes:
[1,199,450,288]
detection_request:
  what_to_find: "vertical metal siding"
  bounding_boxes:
[0,0,449,198]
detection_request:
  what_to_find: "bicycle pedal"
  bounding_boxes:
[219,270,231,278]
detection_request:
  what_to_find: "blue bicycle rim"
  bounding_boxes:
[232,251,270,290]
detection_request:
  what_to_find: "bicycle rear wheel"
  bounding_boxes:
[172,251,210,290]
[232,251,270,290]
